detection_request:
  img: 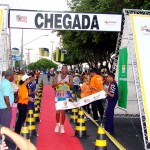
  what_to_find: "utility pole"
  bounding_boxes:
[50,41,54,61]
[25,48,33,65]
[20,29,24,69]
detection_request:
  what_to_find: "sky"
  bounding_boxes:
[0,0,69,63]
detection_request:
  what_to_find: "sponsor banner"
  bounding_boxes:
[11,47,20,56]
[55,90,106,110]
[118,47,128,109]
[130,14,150,141]
[9,9,122,32]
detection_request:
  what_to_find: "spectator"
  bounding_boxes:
[35,70,40,84]
[0,126,36,150]
[90,68,104,122]
[73,73,80,94]
[10,72,19,131]
[27,72,36,111]
[47,70,51,82]
[17,70,24,87]
[81,75,91,116]
[2,71,5,80]
[15,75,34,134]
[104,72,118,135]
[0,70,14,128]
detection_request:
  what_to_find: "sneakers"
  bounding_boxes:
[54,123,60,133]
[60,125,65,133]
[54,123,65,133]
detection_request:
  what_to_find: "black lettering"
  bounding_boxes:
[72,15,81,29]
[91,15,99,30]
[63,14,72,29]
[45,14,53,28]
[35,13,44,28]
[82,15,90,29]
[55,14,62,29]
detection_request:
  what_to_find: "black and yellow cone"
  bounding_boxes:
[37,103,40,114]
[35,98,41,107]
[36,91,42,98]
[26,108,37,137]
[70,108,78,123]
[94,126,107,150]
[75,109,86,138]
[20,122,30,140]
[34,101,41,122]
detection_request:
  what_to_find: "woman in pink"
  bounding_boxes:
[10,73,19,130]
[81,75,91,115]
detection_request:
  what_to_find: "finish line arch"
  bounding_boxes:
[1,6,150,150]
[8,9,122,32]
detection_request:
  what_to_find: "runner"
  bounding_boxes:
[52,65,73,133]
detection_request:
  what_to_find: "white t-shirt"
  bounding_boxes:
[73,76,80,85]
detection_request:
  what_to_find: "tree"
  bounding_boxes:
[28,58,58,71]
[57,0,150,71]
[28,62,36,70]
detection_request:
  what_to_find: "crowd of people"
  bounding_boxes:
[52,65,118,135]
[0,69,37,150]
[0,65,118,149]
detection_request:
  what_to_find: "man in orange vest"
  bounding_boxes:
[90,67,104,122]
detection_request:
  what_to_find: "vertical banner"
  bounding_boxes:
[0,9,3,35]
[118,47,128,109]
[39,48,49,57]
[130,14,150,142]
[55,49,61,62]
[60,51,64,62]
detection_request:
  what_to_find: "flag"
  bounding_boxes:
[60,50,67,62]
[43,48,49,57]
[55,49,61,61]
[39,48,49,57]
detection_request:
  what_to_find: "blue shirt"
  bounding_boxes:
[0,78,14,108]
[27,81,36,98]
[107,80,118,104]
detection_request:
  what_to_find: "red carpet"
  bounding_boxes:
[37,85,84,150]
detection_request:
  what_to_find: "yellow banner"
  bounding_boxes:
[130,14,150,142]
[0,9,4,34]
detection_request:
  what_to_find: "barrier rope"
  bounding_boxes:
[81,108,126,150]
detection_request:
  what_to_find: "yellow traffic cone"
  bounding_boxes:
[20,122,30,140]
[75,109,86,138]
[35,98,41,106]
[70,108,78,123]
[34,101,41,122]
[26,108,37,137]
[94,126,107,150]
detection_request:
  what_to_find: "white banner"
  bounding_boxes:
[55,90,106,110]
[9,9,122,32]
[130,14,150,141]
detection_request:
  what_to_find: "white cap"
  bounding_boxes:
[21,74,31,81]
[75,73,79,76]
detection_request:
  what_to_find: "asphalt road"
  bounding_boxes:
[37,74,144,150]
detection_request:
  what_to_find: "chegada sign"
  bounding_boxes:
[9,9,122,32]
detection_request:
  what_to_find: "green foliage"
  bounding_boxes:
[15,61,20,68]
[28,62,36,70]
[28,58,58,70]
